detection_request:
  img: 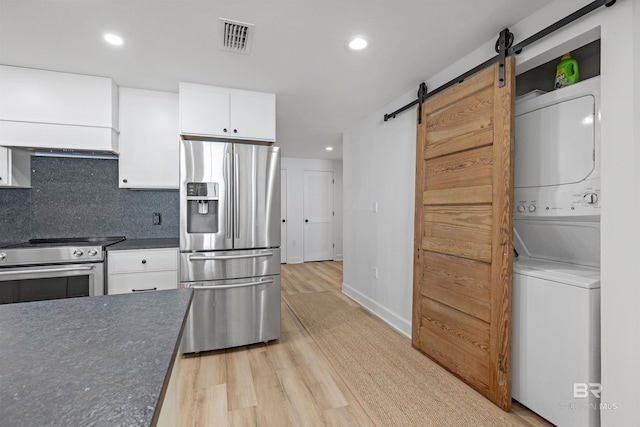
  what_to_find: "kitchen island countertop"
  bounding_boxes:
[0,289,193,427]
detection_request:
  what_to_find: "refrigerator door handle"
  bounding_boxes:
[187,278,274,290]
[189,251,274,261]
[225,151,232,240]
[234,152,240,239]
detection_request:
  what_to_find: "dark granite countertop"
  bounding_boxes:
[0,289,193,427]
[0,241,20,248]
[107,238,179,251]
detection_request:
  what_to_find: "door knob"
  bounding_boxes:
[282,219,286,223]
[305,219,309,223]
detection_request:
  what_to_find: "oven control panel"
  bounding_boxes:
[0,245,104,267]
[66,246,104,261]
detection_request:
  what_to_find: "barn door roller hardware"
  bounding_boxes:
[383,0,616,123]
[383,83,427,123]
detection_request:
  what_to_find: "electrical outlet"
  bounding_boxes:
[153,212,162,225]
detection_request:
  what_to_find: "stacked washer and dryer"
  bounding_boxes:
[512,76,601,427]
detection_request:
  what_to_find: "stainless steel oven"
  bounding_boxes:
[0,237,123,304]
[0,262,104,303]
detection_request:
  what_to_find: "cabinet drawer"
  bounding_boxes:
[108,271,178,295]
[108,249,178,274]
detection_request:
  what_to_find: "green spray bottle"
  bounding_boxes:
[555,53,579,89]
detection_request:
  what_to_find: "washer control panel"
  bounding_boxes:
[514,182,600,218]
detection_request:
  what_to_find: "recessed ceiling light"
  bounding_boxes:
[103,33,124,46]
[347,36,369,51]
[326,146,334,151]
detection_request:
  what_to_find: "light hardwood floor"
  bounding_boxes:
[176,261,552,426]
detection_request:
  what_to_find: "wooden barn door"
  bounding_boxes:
[412,57,515,410]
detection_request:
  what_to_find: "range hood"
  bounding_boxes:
[0,65,120,154]
[0,121,120,154]
[33,149,118,159]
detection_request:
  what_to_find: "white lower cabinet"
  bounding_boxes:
[107,248,178,295]
[157,353,181,427]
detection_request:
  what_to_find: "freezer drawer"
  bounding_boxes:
[180,248,280,282]
[180,274,281,353]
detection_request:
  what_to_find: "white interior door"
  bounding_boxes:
[281,169,287,263]
[303,170,334,262]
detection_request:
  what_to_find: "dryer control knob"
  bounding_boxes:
[517,205,526,213]
[583,193,599,204]
[528,204,537,212]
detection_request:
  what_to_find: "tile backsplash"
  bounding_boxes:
[0,156,179,243]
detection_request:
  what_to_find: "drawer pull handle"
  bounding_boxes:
[141,260,147,264]
[132,287,157,292]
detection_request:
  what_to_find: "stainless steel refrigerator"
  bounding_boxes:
[179,139,281,353]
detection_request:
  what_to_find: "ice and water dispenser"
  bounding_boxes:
[186,182,219,233]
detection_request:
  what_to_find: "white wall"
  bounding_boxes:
[343,0,640,424]
[281,157,343,263]
[342,92,417,336]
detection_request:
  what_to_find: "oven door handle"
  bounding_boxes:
[186,278,274,290]
[0,265,95,276]
[188,251,274,261]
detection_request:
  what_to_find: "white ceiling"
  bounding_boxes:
[0,0,553,160]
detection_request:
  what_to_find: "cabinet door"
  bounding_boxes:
[119,88,179,189]
[179,83,230,137]
[0,146,31,188]
[230,91,276,141]
[0,147,8,185]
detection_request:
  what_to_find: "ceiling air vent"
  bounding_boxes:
[219,18,255,54]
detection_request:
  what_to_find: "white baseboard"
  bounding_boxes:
[334,253,343,261]
[341,282,411,338]
[286,256,303,264]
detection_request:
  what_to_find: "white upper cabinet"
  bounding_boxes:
[179,83,276,142]
[0,65,119,152]
[118,88,179,189]
[0,147,31,188]
[230,91,276,141]
[179,85,229,137]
